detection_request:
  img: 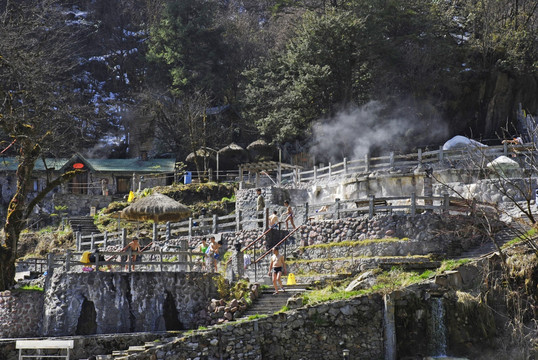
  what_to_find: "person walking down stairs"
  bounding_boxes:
[268,247,286,294]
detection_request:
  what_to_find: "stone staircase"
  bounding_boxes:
[240,284,308,318]
[454,226,522,259]
[68,216,100,235]
[78,339,176,360]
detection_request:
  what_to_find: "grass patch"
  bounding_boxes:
[502,227,536,249]
[437,259,472,272]
[301,238,409,250]
[301,267,437,305]
[247,314,267,320]
[287,254,431,265]
[17,285,44,291]
[276,305,290,314]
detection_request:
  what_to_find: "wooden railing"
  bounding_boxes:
[23,248,206,275]
[77,210,264,251]
[280,143,536,184]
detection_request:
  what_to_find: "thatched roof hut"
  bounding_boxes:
[121,192,191,223]
[246,139,275,162]
[185,147,217,169]
[217,142,248,170]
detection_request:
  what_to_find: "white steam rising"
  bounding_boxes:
[311,100,449,162]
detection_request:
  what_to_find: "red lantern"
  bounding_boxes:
[72,163,84,169]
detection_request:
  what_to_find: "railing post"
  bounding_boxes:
[411,193,416,216]
[104,231,108,249]
[66,250,71,272]
[76,232,81,251]
[418,149,422,165]
[390,152,395,169]
[336,199,341,220]
[160,249,164,272]
[122,228,127,248]
[128,248,132,273]
[313,166,318,181]
[369,195,375,219]
[365,153,370,172]
[188,217,193,238]
[439,146,444,162]
[153,223,158,243]
[47,253,54,275]
[264,208,269,230]
[236,210,241,231]
[297,168,301,183]
[443,193,450,213]
[343,157,348,174]
[328,162,332,178]
[90,234,95,250]
[304,202,309,223]
[212,214,218,234]
[277,163,282,186]
[166,221,171,241]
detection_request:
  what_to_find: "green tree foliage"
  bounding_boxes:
[146,0,227,99]
[243,10,370,143]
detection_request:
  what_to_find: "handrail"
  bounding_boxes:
[241,226,276,252]
[253,225,304,264]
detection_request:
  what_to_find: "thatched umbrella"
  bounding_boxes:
[121,192,191,223]
[247,139,275,162]
[218,142,248,170]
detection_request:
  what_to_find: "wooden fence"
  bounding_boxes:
[18,248,205,275]
[280,143,535,184]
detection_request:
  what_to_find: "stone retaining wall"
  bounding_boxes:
[0,290,43,338]
[129,293,385,360]
[42,271,220,336]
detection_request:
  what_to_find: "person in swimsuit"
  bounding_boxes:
[268,247,286,294]
[198,238,209,271]
[284,200,296,230]
[122,237,141,270]
[208,236,222,272]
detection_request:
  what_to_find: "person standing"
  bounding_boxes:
[268,247,286,294]
[122,237,141,270]
[284,200,296,230]
[256,188,265,228]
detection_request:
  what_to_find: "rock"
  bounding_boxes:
[345,271,377,292]
[385,229,395,236]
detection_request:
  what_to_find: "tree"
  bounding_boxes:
[242,10,370,143]
[0,0,90,290]
[146,0,227,100]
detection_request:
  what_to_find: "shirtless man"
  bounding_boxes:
[268,247,286,294]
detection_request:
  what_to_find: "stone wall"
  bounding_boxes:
[0,290,43,338]
[54,193,113,216]
[128,293,385,360]
[41,271,220,336]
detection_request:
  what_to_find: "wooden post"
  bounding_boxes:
[365,153,370,172]
[328,162,332,178]
[127,248,132,272]
[443,193,450,213]
[418,149,422,165]
[239,166,243,187]
[255,172,260,187]
[411,193,416,216]
[90,234,95,250]
[390,152,395,169]
[439,146,444,162]
[277,163,282,186]
[304,202,309,223]
[236,210,241,231]
[313,166,318,181]
[369,195,375,219]
[166,221,171,241]
[76,232,81,251]
[153,223,157,243]
[264,208,269,230]
[160,249,164,272]
[336,199,341,220]
[297,168,301,183]
[188,217,193,238]
[212,214,218,234]
[47,253,54,275]
[122,228,127,248]
[343,157,348,174]
[104,231,108,249]
[66,250,71,272]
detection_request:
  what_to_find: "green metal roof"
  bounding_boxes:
[0,156,175,173]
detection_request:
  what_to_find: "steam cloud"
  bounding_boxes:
[310,100,449,162]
